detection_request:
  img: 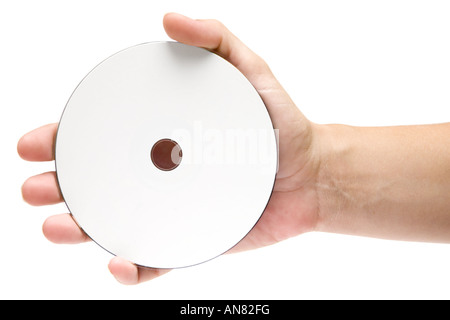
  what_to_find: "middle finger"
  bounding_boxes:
[22,171,63,206]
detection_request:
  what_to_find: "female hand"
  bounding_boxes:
[18,13,320,284]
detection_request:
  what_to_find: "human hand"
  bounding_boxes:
[18,13,321,284]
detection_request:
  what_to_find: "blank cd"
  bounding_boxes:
[55,42,277,269]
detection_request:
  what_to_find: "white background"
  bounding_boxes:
[1,0,449,299]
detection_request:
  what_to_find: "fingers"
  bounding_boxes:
[163,13,302,131]
[19,122,169,285]
[163,13,273,87]
[42,215,170,285]
[17,123,58,162]
[108,257,171,285]
[22,171,63,206]
[42,213,90,244]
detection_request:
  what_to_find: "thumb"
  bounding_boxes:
[162,12,301,130]
[163,12,269,86]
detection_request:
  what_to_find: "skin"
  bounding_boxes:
[18,13,450,285]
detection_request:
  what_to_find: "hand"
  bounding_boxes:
[18,13,320,284]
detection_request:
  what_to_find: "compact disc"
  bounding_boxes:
[55,42,278,269]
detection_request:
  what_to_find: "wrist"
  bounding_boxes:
[312,123,450,242]
[312,123,361,234]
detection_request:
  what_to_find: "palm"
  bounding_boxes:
[230,83,319,252]
[18,13,319,284]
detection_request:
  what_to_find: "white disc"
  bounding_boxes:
[55,42,277,269]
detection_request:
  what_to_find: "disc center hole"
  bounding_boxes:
[150,139,182,171]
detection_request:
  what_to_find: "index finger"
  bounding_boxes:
[17,123,58,162]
